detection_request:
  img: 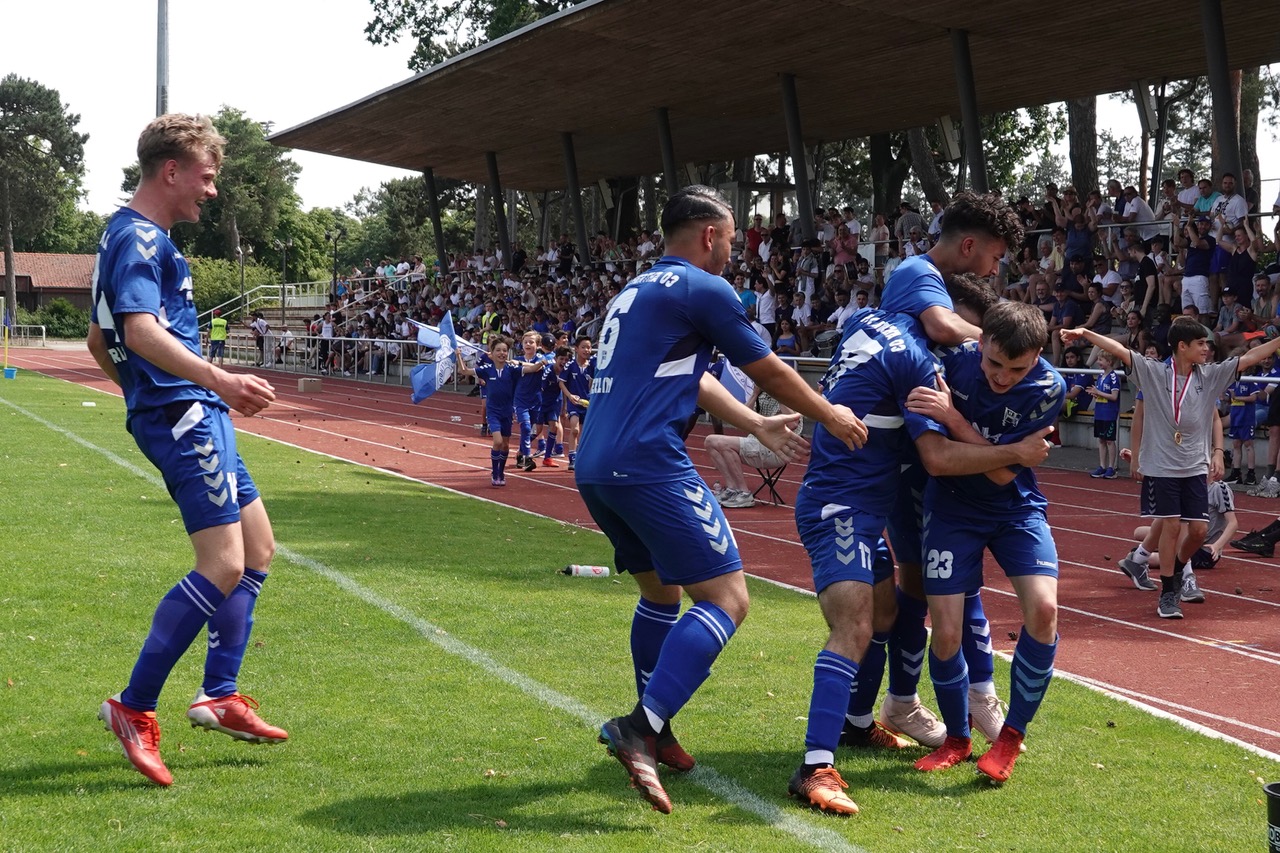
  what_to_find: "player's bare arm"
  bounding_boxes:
[740,353,868,450]
[1060,326,1133,368]
[122,313,275,417]
[696,371,807,461]
[86,323,122,386]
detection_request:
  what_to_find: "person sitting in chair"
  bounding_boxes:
[704,390,802,508]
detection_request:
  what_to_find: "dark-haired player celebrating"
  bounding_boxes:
[559,336,594,472]
[580,185,868,814]
[88,114,285,787]
[911,302,1066,783]
[873,194,1028,746]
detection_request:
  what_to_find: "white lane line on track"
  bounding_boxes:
[0,389,866,853]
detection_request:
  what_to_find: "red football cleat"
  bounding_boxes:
[655,727,696,772]
[913,735,973,772]
[99,695,173,786]
[541,458,560,468]
[187,692,288,744]
[976,724,1026,783]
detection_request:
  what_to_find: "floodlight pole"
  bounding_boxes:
[156,0,168,116]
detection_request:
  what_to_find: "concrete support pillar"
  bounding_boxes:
[950,29,989,193]
[485,151,512,270]
[424,168,449,280]
[780,73,816,242]
[1200,0,1243,181]
[656,107,679,197]
[562,132,593,269]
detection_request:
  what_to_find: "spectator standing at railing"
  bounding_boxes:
[248,311,268,367]
[894,202,924,246]
[1175,168,1200,214]
[868,212,891,278]
[207,309,227,366]
[927,199,945,243]
[1176,215,1216,315]
[1118,186,1159,243]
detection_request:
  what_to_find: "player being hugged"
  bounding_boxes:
[88,114,285,787]
[908,302,1066,783]
[577,185,867,814]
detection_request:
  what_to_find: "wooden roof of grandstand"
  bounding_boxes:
[271,0,1280,191]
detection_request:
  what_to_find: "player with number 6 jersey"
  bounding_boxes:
[580,185,868,814]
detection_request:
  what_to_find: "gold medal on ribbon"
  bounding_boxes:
[1173,431,1183,445]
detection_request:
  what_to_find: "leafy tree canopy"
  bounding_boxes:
[366,0,578,70]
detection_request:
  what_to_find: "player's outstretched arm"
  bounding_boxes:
[86,323,122,386]
[695,371,808,460]
[1060,327,1132,368]
[1239,333,1280,371]
[914,427,1052,478]
[739,353,867,450]
[122,313,275,417]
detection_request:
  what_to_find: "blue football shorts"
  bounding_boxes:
[795,489,895,594]
[578,474,741,586]
[486,406,514,437]
[535,402,561,426]
[1228,420,1256,442]
[130,400,260,535]
[886,460,927,569]
[921,504,1058,596]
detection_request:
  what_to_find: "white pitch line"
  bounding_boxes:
[0,391,865,853]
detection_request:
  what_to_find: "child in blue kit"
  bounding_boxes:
[1089,350,1122,478]
[1224,368,1261,485]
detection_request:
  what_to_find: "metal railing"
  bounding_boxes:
[3,325,48,347]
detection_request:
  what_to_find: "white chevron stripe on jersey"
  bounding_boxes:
[135,243,158,261]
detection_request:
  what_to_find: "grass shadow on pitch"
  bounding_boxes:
[297,760,764,838]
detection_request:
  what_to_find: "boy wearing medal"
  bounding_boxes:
[1062,319,1280,618]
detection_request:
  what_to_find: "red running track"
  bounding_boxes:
[11,347,1279,759]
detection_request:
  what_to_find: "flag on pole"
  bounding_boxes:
[410,312,457,404]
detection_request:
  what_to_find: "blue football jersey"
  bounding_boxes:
[1093,370,1121,421]
[926,342,1066,518]
[801,310,942,511]
[878,254,952,321]
[575,258,771,484]
[477,362,523,414]
[90,208,222,420]
[539,361,564,408]
[513,359,543,409]
[562,356,595,400]
[1228,379,1258,430]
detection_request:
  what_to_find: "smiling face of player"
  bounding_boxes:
[979,339,1041,395]
[170,150,218,226]
[490,341,510,366]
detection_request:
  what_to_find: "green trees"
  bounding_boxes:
[0,74,87,314]
[365,0,576,70]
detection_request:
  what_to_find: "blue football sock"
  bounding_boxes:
[544,431,557,461]
[1006,631,1057,734]
[536,437,546,454]
[490,449,503,479]
[846,632,888,719]
[805,650,858,757]
[888,588,929,697]
[121,571,226,711]
[518,415,532,457]
[929,648,971,739]
[629,597,680,699]
[202,568,267,698]
[961,591,995,686]
[642,601,736,722]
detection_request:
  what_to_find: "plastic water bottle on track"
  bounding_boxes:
[562,564,610,577]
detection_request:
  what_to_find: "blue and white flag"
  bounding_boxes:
[410,312,457,404]
[720,359,754,403]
